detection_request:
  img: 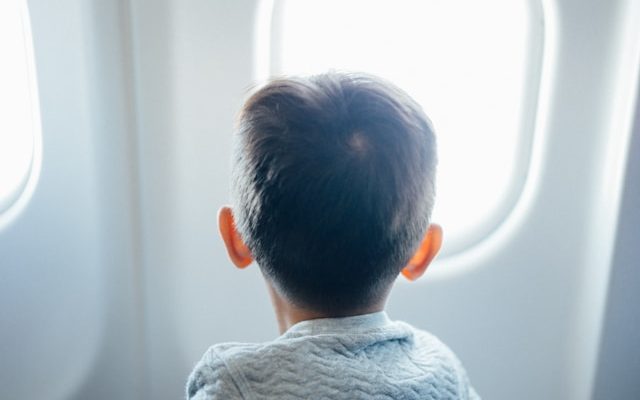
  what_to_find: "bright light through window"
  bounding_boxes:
[260,0,542,255]
[0,0,41,224]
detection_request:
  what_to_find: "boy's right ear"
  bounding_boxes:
[218,206,254,269]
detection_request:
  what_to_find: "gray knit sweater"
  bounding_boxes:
[186,312,480,399]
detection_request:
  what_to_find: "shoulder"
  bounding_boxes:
[396,321,481,400]
[396,321,461,363]
[186,338,320,400]
[186,342,262,400]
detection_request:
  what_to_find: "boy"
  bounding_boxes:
[186,72,480,399]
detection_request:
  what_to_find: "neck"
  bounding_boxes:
[265,281,387,334]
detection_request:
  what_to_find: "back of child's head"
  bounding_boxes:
[232,72,437,315]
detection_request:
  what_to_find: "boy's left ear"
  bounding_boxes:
[218,206,254,269]
[401,224,443,281]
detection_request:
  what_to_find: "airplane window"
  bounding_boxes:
[0,0,41,225]
[258,0,543,256]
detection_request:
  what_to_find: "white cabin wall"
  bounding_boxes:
[592,54,640,400]
[1,0,142,399]
[70,0,144,398]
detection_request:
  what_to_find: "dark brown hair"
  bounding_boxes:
[232,72,437,314]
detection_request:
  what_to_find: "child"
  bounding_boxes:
[186,72,480,399]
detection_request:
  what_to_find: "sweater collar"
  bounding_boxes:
[280,311,393,338]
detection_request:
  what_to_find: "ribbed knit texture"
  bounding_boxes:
[186,312,480,399]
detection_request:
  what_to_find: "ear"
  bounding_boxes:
[218,206,254,269]
[401,224,443,281]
